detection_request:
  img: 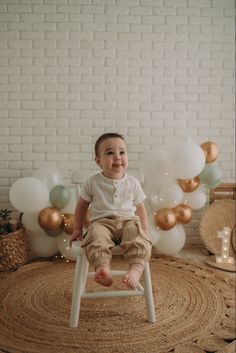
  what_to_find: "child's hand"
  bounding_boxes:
[69,229,83,246]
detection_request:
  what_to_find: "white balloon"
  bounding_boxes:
[168,142,206,179]
[148,227,160,245]
[140,150,172,190]
[28,229,58,258]
[143,182,158,198]
[57,233,79,261]
[9,177,49,213]
[22,212,42,231]
[158,183,183,208]
[183,187,207,210]
[154,224,186,255]
[146,193,171,211]
[33,168,64,191]
[145,204,160,245]
[146,194,160,211]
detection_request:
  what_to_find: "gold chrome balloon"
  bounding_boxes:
[38,207,63,231]
[200,141,219,163]
[178,177,200,193]
[173,204,192,224]
[62,213,74,235]
[154,208,177,231]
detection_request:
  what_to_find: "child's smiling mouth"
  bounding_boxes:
[112,164,123,168]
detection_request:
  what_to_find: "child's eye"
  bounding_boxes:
[120,151,126,155]
[106,151,114,155]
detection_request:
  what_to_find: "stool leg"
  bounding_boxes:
[143,262,156,323]
[69,253,88,328]
[81,256,89,292]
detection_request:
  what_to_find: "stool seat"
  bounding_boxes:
[69,241,156,327]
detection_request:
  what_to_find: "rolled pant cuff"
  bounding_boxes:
[128,257,146,267]
[93,258,111,269]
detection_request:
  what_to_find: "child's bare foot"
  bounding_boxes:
[123,264,144,289]
[95,265,113,287]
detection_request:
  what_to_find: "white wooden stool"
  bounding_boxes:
[69,241,156,327]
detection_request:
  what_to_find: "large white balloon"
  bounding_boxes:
[28,229,58,258]
[9,177,49,213]
[140,150,173,190]
[57,233,79,261]
[33,168,64,191]
[146,194,160,212]
[168,142,206,179]
[158,183,183,209]
[22,212,42,231]
[154,224,186,255]
[183,186,207,210]
[145,203,160,245]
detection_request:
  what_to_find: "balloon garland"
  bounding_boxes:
[9,140,221,259]
[141,140,221,255]
[9,168,77,260]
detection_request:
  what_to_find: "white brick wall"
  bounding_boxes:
[0,0,235,246]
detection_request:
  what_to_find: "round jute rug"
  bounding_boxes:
[0,256,235,353]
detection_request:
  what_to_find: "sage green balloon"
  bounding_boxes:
[49,185,71,209]
[199,163,222,189]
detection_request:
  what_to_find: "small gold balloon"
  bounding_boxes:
[173,204,192,224]
[154,208,177,231]
[62,213,74,235]
[178,177,200,193]
[200,141,219,164]
[38,207,63,231]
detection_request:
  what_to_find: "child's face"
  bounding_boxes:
[95,137,128,179]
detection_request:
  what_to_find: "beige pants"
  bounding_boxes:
[81,216,152,269]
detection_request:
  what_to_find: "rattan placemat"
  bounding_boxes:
[0,257,235,353]
[200,199,235,256]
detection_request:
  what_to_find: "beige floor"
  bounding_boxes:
[173,246,235,279]
[153,245,209,263]
[175,246,210,264]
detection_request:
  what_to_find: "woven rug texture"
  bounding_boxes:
[0,256,235,353]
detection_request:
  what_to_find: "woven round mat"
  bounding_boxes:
[0,257,235,353]
[200,200,236,256]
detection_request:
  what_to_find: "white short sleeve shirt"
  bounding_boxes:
[80,173,146,221]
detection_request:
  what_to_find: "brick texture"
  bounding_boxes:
[0,0,235,246]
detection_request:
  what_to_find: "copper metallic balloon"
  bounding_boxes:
[200,141,219,164]
[178,177,200,193]
[173,204,192,224]
[62,213,74,235]
[38,207,63,231]
[154,208,177,231]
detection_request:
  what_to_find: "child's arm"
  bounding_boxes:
[70,197,90,245]
[135,202,149,236]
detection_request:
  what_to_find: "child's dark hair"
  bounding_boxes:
[95,132,125,156]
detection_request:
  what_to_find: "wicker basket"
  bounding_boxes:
[200,199,235,256]
[0,228,29,272]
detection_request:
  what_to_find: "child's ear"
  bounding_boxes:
[95,156,101,167]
